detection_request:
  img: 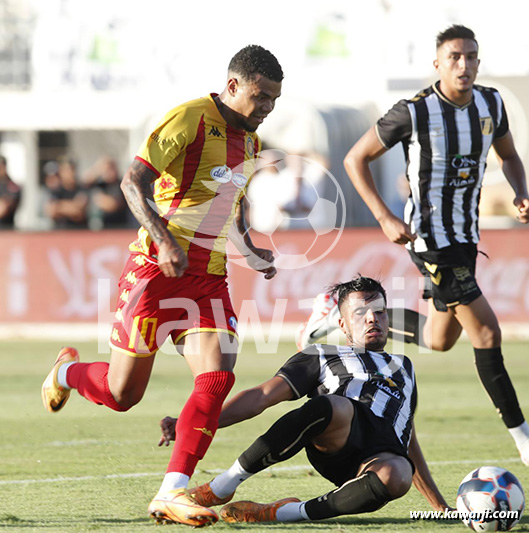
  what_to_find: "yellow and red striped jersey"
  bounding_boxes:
[130,93,261,275]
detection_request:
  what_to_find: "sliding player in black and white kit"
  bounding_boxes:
[158,276,450,523]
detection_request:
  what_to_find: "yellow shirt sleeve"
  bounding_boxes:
[136,106,197,175]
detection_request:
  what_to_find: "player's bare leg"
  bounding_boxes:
[149,331,237,525]
[422,299,463,351]
[453,295,529,464]
[180,330,237,376]
[107,349,156,408]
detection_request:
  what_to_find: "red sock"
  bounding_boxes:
[167,371,235,476]
[67,362,129,412]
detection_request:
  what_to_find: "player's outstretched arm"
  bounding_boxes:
[493,132,529,224]
[218,376,294,427]
[408,422,452,511]
[157,376,294,446]
[229,198,277,279]
[121,159,188,277]
[344,127,416,245]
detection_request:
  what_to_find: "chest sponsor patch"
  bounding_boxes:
[210,165,232,183]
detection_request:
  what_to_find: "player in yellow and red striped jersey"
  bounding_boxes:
[41,45,283,527]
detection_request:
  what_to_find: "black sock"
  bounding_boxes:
[238,395,333,474]
[387,308,427,347]
[304,471,390,520]
[474,347,524,428]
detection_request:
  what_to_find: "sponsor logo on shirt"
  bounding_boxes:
[451,154,477,169]
[449,154,477,187]
[370,372,402,400]
[232,173,248,188]
[210,165,232,183]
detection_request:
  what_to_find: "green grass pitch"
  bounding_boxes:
[1,338,529,532]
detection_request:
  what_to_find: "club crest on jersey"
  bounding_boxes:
[229,316,238,331]
[210,165,232,183]
[232,173,248,188]
[480,116,493,135]
[246,136,255,156]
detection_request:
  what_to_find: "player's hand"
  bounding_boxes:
[245,248,277,280]
[156,241,188,278]
[158,416,177,446]
[379,213,416,245]
[513,196,529,224]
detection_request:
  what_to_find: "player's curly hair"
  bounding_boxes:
[436,25,478,49]
[229,45,284,82]
[329,276,387,310]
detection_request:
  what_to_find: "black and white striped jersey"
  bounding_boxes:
[376,81,509,252]
[276,344,417,449]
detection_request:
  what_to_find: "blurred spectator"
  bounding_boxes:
[0,155,22,229]
[43,160,61,192]
[84,156,128,229]
[45,157,88,229]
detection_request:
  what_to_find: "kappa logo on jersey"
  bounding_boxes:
[210,165,232,183]
[208,125,223,137]
[231,173,248,188]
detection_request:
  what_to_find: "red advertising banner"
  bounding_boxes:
[0,229,528,325]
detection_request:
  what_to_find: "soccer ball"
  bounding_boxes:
[456,466,525,531]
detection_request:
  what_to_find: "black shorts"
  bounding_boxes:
[408,243,482,312]
[304,400,413,487]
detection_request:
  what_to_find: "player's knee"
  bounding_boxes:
[428,337,457,352]
[473,324,501,348]
[297,395,334,437]
[109,386,144,410]
[303,395,334,422]
[369,457,413,500]
[328,471,391,515]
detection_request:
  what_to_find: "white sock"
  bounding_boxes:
[209,460,253,498]
[158,472,190,495]
[56,362,76,388]
[509,421,529,449]
[276,501,308,522]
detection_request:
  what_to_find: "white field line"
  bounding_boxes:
[0,457,522,486]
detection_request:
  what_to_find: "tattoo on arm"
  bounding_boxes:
[121,159,173,246]
[235,197,254,248]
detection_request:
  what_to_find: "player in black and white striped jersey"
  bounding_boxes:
[300,24,529,466]
[276,342,417,455]
[158,276,450,523]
